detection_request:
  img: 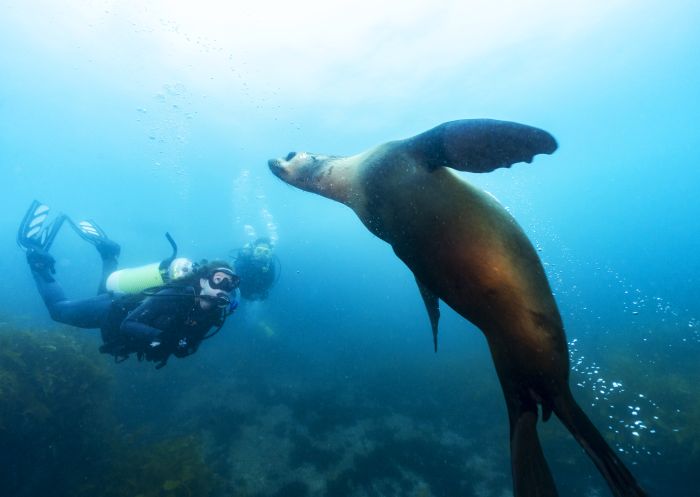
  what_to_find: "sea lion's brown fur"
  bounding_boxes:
[268,119,647,497]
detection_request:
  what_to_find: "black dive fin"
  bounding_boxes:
[400,119,557,173]
[17,200,66,251]
[415,277,440,352]
[67,218,121,260]
[68,218,109,244]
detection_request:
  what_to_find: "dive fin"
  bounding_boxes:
[67,218,121,259]
[415,277,440,352]
[17,200,66,251]
[69,218,108,243]
[400,119,557,173]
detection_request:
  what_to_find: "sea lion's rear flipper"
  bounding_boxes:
[505,393,559,496]
[553,390,649,497]
[402,119,558,173]
[415,277,440,351]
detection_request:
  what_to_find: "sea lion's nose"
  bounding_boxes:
[285,151,297,161]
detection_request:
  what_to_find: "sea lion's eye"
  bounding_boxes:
[285,152,296,161]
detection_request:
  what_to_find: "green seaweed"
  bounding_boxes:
[0,323,224,497]
[82,435,224,497]
[576,333,700,490]
[0,324,113,496]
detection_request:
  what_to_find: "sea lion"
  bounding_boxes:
[268,119,647,497]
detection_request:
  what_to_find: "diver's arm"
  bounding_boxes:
[119,291,180,341]
[120,317,162,340]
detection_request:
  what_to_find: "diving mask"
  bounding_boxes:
[208,268,240,293]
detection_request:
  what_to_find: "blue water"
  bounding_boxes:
[1,2,698,496]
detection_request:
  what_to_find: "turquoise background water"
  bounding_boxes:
[1,2,698,496]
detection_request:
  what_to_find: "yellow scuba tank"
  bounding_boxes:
[105,233,195,294]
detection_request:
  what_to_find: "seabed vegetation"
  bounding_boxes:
[0,322,222,497]
[1,316,697,497]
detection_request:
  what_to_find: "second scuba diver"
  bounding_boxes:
[232,237,279,301]
[18,200,240,369]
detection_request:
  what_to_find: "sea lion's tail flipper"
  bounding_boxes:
[402,119,558,173]
[507,396,559,497]
[414,277,440,351]
[553,390,649,497]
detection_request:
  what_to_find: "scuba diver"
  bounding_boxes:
[17,200,240,369]
[231,237,279,301]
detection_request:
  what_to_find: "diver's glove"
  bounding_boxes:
[172,337,195,358]
[144,338,166,362]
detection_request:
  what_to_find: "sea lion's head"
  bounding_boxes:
[268,151,347,201]
[268,152,328,189]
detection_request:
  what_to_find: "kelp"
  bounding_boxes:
[83,435,224,497]
[0,324,113,496]
[577,333,700,484]
[0,323,224,497]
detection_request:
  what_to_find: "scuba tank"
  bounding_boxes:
[106,233,195,294]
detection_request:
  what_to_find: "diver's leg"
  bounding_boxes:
[65,218,121,294]
[19,201,113,328]
[48,294,112,329]
[97,248,119,295]
[27,250,112,328]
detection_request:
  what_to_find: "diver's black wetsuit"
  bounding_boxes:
[235,251,276,300]
[30,252,222,367]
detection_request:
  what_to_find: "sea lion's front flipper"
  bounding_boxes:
[402,119,558,173]
[415,276,440,352]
